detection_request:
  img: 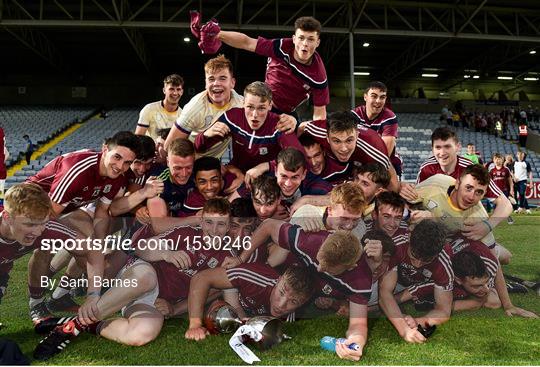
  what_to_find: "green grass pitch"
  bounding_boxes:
[1,214,539,365]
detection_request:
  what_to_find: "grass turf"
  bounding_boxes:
[0,214,539,365]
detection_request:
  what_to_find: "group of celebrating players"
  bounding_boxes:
[0,13,537,363]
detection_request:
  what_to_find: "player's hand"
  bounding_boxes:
[364,239,383,262]
[78,294,100,325]
[402,326,427,344]
[185,326,209,341]
[189,10,202,39]
[403,314,418,329]
[296,217,324,232]
[276,114,297,135]
[335,335,363,361]
[204,121,230,138]
[225,170,244,195]
[135,206,151,225]
[504,305,539,318]
[288,198,305,216]
[410,210,433,224]
[164,250,192,269]
[221,256,242,269]
[142,176,164,199]
[462,220,489,241]
[399,182,419,202]
[154,298,174,318]
[244,164,267,190]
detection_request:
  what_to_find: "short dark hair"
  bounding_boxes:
[277,148,306,172]
[294,16,322,35]
[106,131,141,155]
[169,138,195,157]
[156,128,171,140]
[137,135,156,161]
[364,81,387,94]
[374,191,405,214]
[353,162,390,188]
[327,111,357,135]
[299,134,320,148]
[193,156,221,177]
[23,134,29,139]
[460,164,490,186]
[203,198,230,216]
[410,219,447,261]
[431,127,459,146]
[230,198,257,218]
[163,74,184,87]
[452,251,488,279]
[251,175,280,204]
[361,229,395,257]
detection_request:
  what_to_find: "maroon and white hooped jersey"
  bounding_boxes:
[255,37,329,113]
[28,150,127,212]
[304,119,390,170]
[416,155,503,199]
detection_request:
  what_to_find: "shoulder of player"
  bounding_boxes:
[457,155,474,167]
[226,263,279,285]
[140,100,161,112]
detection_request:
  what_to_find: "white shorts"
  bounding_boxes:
[115,257,159,316]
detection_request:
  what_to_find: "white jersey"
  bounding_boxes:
[174,90,244,158]
[137,101,182,140]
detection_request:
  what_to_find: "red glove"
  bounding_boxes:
[198,19,222,54]
[190,10,202,39]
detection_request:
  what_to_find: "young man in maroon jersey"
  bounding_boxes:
[301,111,399,192]
[185,264,314,340]
[225,220,383,361]
[378,219,453,344]
[206,16,329,121]
[400,127,511,217]
[351,81,402,177]
[0,184,104,323]
[195,81,301,172]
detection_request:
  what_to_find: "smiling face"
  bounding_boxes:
[326,204,363,231]
[353,172,382,203]
[200,212,230,239]
[372,204,403,237]
[451,174,488,210]
[276,163,306,197]
[195,169,223,200]
[304,143,325,175]
[364,88,387,118]
[292,29,320,64]
[130,158,153,178]
[101,145,136,179]
[252,190,279,220]
[168,154,194,185]
[163,82,183,106]
[432,138,460,170]
[205,68,235,107]
[243,93,271,130]
[327,130,356,162]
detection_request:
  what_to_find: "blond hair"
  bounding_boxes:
[204,54,234,76]
[317,230,362,269]
[4,183,51,219]
[329,182,366,215]
[244,81,272,102]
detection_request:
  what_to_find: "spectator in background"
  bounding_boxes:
[513,151,533,214]
[463,143,481,165]
[23,134,34,165]
[0,127,7,203]
[518,121,528,148]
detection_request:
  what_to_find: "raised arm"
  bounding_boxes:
[218,31,257,52]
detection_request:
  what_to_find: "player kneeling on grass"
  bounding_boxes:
[378,219,453,344]
[185,264,314,341]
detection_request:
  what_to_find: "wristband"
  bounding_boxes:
[87,291,100,297]
[482,219,493,232]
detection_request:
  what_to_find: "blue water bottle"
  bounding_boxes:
[320,336,360,352]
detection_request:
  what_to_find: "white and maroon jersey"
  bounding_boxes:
[124,168,148,188]
[416,155,503,199]
[388,241,454,292]
[28,150,127,213]
[351,105,399,138]
[148,225,235,303]
[489,166,512,193]
[194,107,308,172]
[277,222,372,305]
[226,262,279,316]
[0,220,77,277]
[319,156,351,185]
[255,37,329,113]
[304,119,390,170]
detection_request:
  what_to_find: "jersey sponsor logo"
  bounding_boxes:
[103,184,112,194]
[259,147,268,155]
[322,284,333,295]
[426,200,438,210]
[204,115,213,125]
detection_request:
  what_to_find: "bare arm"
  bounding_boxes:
[134,125,148,136]
[218,31,257,52]
[489,194,512,228]
[415,287,452,327]
[93,200,112,240]
[381,136,396,157]
[312,106,327,121]
[164,126,190,151]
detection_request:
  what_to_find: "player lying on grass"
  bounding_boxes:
[0,183,104,324]
[223,219,383,361]
[378,219,453,344]
[185,264,314,340]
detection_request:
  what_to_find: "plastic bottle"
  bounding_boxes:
[319,336,360,352]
